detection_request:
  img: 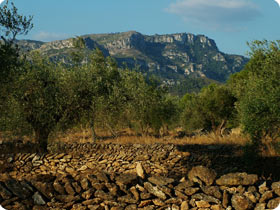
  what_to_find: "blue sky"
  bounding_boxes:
[3,0,280,56]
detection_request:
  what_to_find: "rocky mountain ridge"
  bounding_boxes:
[17,31,249,83]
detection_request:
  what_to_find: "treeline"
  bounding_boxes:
[1,2,280,154]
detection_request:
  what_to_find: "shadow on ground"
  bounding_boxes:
[177,143,280,181]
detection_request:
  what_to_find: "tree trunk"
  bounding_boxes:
[90,119,97,142]
[35,128,50,153]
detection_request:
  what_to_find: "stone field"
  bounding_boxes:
[0,142,280,210]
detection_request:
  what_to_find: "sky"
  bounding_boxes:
[2,0,280,56]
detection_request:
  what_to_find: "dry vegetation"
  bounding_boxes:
[48,127,249,146]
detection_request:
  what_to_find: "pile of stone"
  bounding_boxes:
[0,164,280,209]
[0,143,279,209]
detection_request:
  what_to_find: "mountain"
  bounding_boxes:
[17,31,249,84]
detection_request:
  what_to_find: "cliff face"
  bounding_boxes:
[18,31,249,82]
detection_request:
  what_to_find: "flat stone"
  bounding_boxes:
[144,182,166,200]
[231,194,252,210]
[117,195,137,204]
[272,181,280,190]
[185,187,200,196]
[254,203,266,210]
[82,189,94,200]
[216,172,258,186]
[181,201,189,210]
[32,191,46,205]
[115,174,137,185]
[148,176,174,186]
[191,193,220,204]
[267,197,280,209]
[94,189,114,200]
[136,162,145,179]
[195,200,210,208]
[188,166,217,186]
[259,190,273,203]
[201,186,221,199]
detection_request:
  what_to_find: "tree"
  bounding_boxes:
[235,40,280,154]
[0,0,33,116]
[181,84,237,135]
[14,52,77,152]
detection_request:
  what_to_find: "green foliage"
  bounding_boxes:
[181,84,237,135]
[0,0,33,115]
[0,0,33,42]
[13,52,74,151]
[235,40,280,152]
[169,76,214,97]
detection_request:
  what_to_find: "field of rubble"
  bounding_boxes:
[1,140,280,210]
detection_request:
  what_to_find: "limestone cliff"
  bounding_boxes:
[17,31,249,83]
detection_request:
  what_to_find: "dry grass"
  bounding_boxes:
[50,127,250,146]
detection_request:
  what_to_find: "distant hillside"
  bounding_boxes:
[17,31,249,93]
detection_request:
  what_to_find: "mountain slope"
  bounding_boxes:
[17,31,249,83]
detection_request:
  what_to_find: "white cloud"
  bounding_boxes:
[166,0,261,31]
[33,31,69,42]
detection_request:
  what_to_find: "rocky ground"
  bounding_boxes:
[0,142,280,209]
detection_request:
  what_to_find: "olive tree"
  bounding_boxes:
[14,52,76,152]
[181,84,237,135]
[236,40,280,153]
[0,0,33,112]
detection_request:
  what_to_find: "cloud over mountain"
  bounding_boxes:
[33,31,69,42]
[166,0,261,31]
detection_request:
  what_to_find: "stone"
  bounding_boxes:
[140,192,152,200]
[72,182,81,193]
[254,203,266,210]
[136,162,145,179]
[267,197,280,209]
[32,191,46,205]
[82,189,94,200]
[258,182,268,194]
[148,176,174,186]
[80,178,90,191]
[195,200,210,208]
[130,186,139,201]
[185,187,200,196]
[64,182,75,195]
[117,195,137,204]
[243,191,257,203]
[152,199,165,206]
[53,180,65,194]
[192,193,220,204]
[4,179,31,199]
[231,194,252,210]
[216,173,258,186]
[188,166,217,186]
[181,201,189,210]
[272,181,280,190]
[125,204,137,210]
[211,204,223,210]
[222,190,229,208]
[56,195,80,203]
[174,190,188,200]
[94,190,114,200]
[138,200,152,207]
[144,182,167,200]
[201,186,221,199]
[115,174,138,185]
[0,182,12,199]
[259,190,273,203]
